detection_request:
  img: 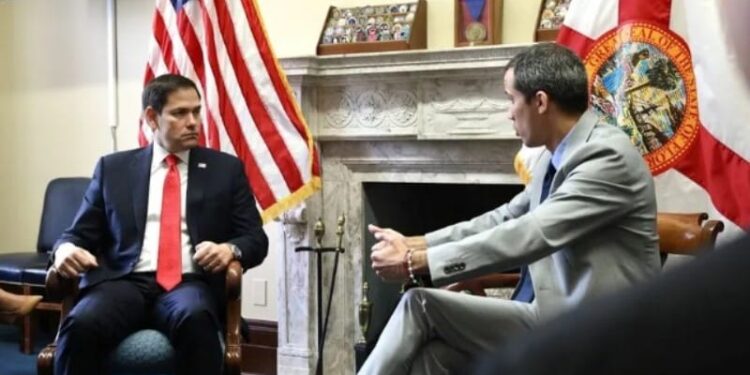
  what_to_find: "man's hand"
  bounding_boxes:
[368,224,409,282]
[193,241,234,273]
[53,244,98,279]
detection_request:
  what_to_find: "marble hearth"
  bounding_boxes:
[277,44,532,375]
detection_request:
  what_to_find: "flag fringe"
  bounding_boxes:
[260,176,322,223]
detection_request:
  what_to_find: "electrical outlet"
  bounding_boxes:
[252,279,267,306]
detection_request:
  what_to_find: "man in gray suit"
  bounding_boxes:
[358,43,661,375]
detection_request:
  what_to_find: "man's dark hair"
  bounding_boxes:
[142,74,201,113]
[507,43,589,115]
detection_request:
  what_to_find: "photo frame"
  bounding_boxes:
[454,0,503,47]
[535,0,571,41]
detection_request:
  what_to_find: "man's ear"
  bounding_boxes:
[535,91,549,114]
[144,107,159,131]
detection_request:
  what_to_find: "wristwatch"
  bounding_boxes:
[228,244,242,261]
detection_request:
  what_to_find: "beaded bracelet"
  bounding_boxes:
[406,248,419,285]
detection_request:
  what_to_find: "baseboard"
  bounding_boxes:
[241,319,277,375]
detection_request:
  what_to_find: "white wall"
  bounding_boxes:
[0,0,111,251]
[0,0,541,321]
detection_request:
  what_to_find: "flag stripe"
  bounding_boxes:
[618,0,671,28]
[557,26,595,58]
[198,0,276,208]
[227,0,313,181]
[182,5,224,150]
[176,7,211,147]
[241,0,311,143]
[201,0,292,202]
[213,0,305,191]
[153,11,177,73]
[243,0,321,180]
[674,118,750,228]
[562,0,617,40]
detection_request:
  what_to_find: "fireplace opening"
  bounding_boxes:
[360,181,524,346]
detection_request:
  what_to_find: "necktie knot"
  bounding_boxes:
[165,154,179,168]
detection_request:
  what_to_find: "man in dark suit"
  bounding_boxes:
[51,74,268,375]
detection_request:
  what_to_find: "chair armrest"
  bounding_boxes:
[657,212,708,226]
[45,268,79,322]
[45,268,79,300]
[224,260,242,375]
[700,219,724,249]
[38,267,81,375]
[225,260,242,301]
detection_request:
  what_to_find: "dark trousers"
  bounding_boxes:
[54,273,223,375]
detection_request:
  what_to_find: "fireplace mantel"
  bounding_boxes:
[276,44,531,375]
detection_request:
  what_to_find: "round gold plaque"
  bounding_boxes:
[464,21,487,42]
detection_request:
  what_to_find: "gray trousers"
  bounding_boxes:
[358,288,538,375]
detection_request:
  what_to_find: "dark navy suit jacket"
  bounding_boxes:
[54,145,268,295]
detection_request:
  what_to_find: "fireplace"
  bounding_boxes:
[277,44,531,375]
[361,181,523,351]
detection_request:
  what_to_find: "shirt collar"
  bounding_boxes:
[550,129,572,170]
[151,142,190,173]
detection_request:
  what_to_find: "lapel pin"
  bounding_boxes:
[198,162,207,169]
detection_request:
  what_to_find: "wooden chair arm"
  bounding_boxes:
[224,260,242,375]
[45,268,79,319]
[38,268,80,375]
[658,217,724,256]
[700,220,724,249]
[225,260,242,301]
[45,268,79,297]
[657,212,708,226]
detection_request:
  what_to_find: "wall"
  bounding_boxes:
[0,0,110,253]
[257,0,541,57]
[0,0,541,321]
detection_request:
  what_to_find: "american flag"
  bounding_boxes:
[139,0,321,222]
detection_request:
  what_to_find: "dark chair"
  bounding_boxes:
[447,212,725,296]
[0,177,90,353]
[36,261,243,375]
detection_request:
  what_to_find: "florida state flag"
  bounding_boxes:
[556,0,750,236]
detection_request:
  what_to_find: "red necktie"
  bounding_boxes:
[157,154,182,291]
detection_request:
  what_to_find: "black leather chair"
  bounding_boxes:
[0,177,90,353]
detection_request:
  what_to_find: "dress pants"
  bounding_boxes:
[54,272,223,375]
[358,287,538,375]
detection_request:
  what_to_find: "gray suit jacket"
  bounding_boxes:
[425,110,661,320]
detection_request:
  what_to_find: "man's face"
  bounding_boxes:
[147,87,201,153]
[504,68,544,147]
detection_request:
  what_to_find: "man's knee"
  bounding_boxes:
[402,287,429,306]
[172,308,220,338]
[59,313,105,346]
[401,287,443,314]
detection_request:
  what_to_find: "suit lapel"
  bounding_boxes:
[131,146,152,237]
[186,148,205,247]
